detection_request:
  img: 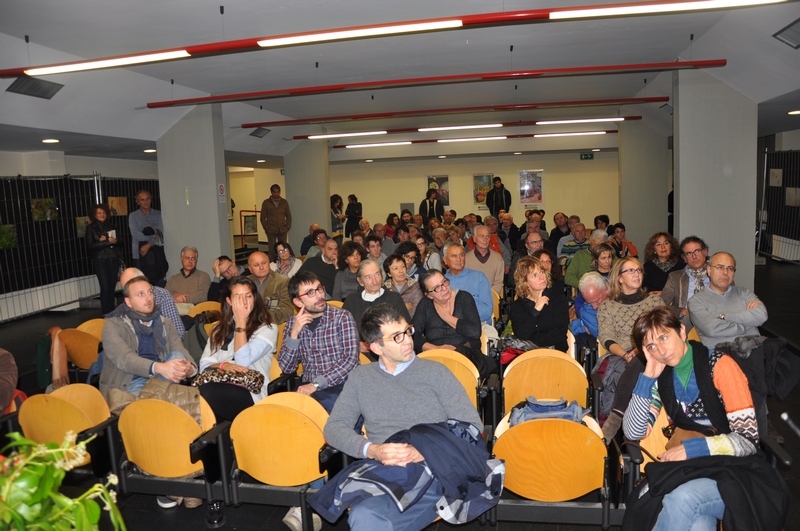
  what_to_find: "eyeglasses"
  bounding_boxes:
[428,278,450,293]
[380,326,415,344]
[709,264,736,273]
[299,285,326,298]
[415,241,427,247]
[220,263,237,276]
[683,249,705,258]
[315,235,327,242]
[277,248,290,254]
[403,252,417,261]
[621,267,644,276]
[654,241,670,247]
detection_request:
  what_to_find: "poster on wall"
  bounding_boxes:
[0,224,17,249]
[473,173,494,209]
[243,215,258,235]
[108,197,128,216]
[426,175,450,207]
[519,169,544,208]
[31,199,58,221]
[75,217,90,238]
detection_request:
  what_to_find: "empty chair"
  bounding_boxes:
[187,301,222,318]
[19,394,95,466]
[77,318,105,341]
[59,328,101,370]
[52,383,110,426]
[502,349,588,415]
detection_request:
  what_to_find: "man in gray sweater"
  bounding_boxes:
[688,251,768,349]
[324,303,482,530]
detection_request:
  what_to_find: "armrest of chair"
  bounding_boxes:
[190,420,233,485]
[760,435,792,468]
[589,373,603,420]
[267,372,301,395]
[77,415,122,479]
[318,443,353,478]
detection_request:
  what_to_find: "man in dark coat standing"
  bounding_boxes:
[484,177,512,218]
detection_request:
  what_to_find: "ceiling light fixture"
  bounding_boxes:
[41,138,60,144]
[534,131,606,138]
[514,152,523,155]
[307,131,387,139]
[258,20,463,47]
[143,149,157,153]
[592,148,601,151]
[256,159,266,162]
[438,136,507,143]
[438,155,447,158]
[25,50,190,77]
[345,141,412,149]
[789,110,800,115]
[535,117,624,125]
[550,0,786,19]
[418,123,503,132]
[365,159,374,162]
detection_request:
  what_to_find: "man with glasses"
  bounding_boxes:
[207,255,250,302]
[660,236,711,330]
[165,246,211,305]
[246,251,293,325]
[305,228,328,258]
[278,271,360,410]
[688,252,768,349]
[322,303,494,531]
[297,238,339,295]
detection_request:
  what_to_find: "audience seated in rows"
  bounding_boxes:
[565,229,615,288]
[247,252,294,325]
[383,254,424,317]
[332,241,366,302]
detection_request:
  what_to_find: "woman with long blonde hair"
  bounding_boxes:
[509,256,569,351]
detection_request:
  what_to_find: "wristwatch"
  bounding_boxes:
[718,314,726,320]
[235,327,246,332]
[311,381,320,389]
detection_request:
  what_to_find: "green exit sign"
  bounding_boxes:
[580,153,594,160]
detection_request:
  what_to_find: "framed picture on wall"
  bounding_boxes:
[244,215,258,235]
[30,198,58,221]
[427,175,449,206]
[519,169,544,208]
[108,196,128,216]
[473,173,493,209]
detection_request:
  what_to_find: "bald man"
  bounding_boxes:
[247,251,294,325]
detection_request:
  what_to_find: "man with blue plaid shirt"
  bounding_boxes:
[278,270,360,413]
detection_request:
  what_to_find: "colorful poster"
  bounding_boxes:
[75,216,90,238]
[31,198,58,221]
[519,169,544,208]
[0,224,17,249]
[426,175,449,207]
[108,196,128,216]
[473,173,493,209]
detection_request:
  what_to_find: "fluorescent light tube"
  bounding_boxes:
[308,131,387,139]
[419,123,503,132]
[550,0,786,19]
[258,20,463,47]
[536,117,624,125]
[534,131,607,137]
[437,136,507,143]
[345,141,412,148]
[25,50,191,76]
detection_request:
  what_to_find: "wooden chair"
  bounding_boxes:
[687,327,701,342]
[52,383,110,426]
[19,394,95,467]
[187,301,222,318]
[359,353,373,364]
[418,349,481,409]
[491,289,501,323]
[502,349,588,414]
[567,329,577,360]
[77,318,105,341]
[493,415,624,529]
[204,322,216,337]
[58,328,100,370]
[326,300,344,309]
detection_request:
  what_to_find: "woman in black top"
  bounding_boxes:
[85,203,120,314]
[344,194,362,238]
[509,256,569,352]
[642,232,685,294]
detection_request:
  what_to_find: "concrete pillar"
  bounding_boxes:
[283,140,330,252]
[157,104,229,274]
[674,69,758,289]
[618,120,670,250]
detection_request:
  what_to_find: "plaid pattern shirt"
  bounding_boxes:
[152,286,185,339]
[278,305,359,388]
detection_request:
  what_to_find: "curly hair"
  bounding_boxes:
[337,241,367,270]
[88,203,110,221]
[513,256,552,299]
[395,241,421,268]
[531,249,563,283]
[644,232,680,262]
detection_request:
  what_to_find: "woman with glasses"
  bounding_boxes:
[532,248,565,295]
[643,232,685,294]
[198,277,276,421]
[270,241,301,278]
[383,254,423,317]
[415,235,442,271]
[332,241,367,302]
[412,270,497,379]
[395,241,425,281]
[509,256,569,352]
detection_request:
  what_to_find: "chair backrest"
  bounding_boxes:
[204,322,215,337]
[687,327,701,342]
[418,350,480,408]
[233,394,328,486]
[51,383,110,425]
[58,328,101,370]
[326,300,344,308]
[480,329,488,355]
[118,399,204,478]
[491,289,500,321]
[503,349,588,413]
[76,318,105,341]
[637,407,671,471]
[19,394,94,466]
[187,300,222,318]
[566,329,576,360]
[359,353,373,364]
[275,322,286,352]
[493,418,606,502]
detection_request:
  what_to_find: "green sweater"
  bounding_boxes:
[324,357,483,458]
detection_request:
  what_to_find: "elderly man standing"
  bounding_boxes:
[442,240,496,338]
[660,236,710,329]
[246,251,293,325]
[688,252,768,349]
[128,189,166,283]
[465,224,505,295]
[165,246,211,305]
[260,184,292,262]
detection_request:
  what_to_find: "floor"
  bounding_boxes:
[5,256,800,530]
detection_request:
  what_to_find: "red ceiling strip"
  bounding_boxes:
[331,129,620,148]
[242,97,667,128]
[148,60,724,109]
[292,116,641,139]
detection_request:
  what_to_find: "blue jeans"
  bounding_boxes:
[128,351,185,396]
[653,478,725,531]
[347,476,440,531]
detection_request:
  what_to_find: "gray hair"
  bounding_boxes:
[590,229,609,243]
[180,246,198,258]
[441,240,465,257]
[432,227,446,237]
[472,223,489,236]
[357,258,384,281]
[578,271,608,294]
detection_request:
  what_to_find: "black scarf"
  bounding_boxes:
[121,304,168,360]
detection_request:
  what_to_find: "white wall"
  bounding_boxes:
[65,156,158,179]
[776,129,800,151]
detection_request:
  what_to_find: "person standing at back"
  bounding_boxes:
[260,184,292,262]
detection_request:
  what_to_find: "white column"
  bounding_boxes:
[157,104,230,273]
[283,140,330,252]
[674,69,758,289]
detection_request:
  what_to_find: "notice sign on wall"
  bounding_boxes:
[218,183,227,203]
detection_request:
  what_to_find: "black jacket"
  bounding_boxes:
[85,220,119,261]
[484,186,511,218]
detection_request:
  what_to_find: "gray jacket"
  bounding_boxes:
[100,314,194,400]
[660,269,691,324]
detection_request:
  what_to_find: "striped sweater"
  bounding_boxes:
[623,350,758,458]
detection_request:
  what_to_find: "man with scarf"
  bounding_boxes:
[100,275,196,401]
[484,176,511,218]
[660,236,711,330]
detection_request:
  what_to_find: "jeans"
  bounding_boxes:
[93,257,119,315]
[347,476,440,531]
[653,478,725,531]
[128,351,185,396]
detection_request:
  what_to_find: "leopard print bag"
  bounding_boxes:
[191,368,265,394]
